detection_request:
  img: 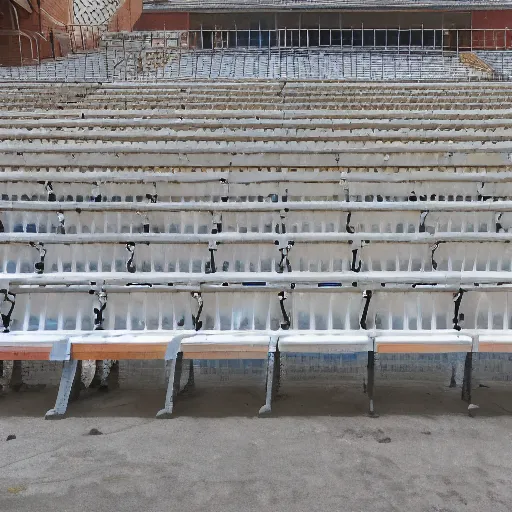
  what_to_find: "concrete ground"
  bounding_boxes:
[0,381,512,512]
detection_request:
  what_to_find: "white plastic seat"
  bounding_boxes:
[0,333,69,360]
[278,334,371,353]
[478,334,512,353]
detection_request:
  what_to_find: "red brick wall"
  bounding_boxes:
[0,0,18,64]
[0,0,142,66]
[134,11,189,31]
[109,0,143,32]
[0,0,72,64]
[17,0,72,38]
[472,10,512,48]
[39,0,72,32]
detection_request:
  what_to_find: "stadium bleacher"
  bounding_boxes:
[3,20,512,418]
[1,79,512,418]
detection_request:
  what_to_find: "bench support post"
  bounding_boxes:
[367,350,376,417]
[449,354,465,388]
[156,352,183,419]
[9,361,24,391]
[107,360,120,390]
[0,360,14,392]
[45,360,81,420]
[156,336,184,419]
[461,352,472,404]
[259,336,279,416]
[179,359,195,395]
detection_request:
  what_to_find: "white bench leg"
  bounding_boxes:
[45,360,80,420]
[259,346,280,416]
[156,352,183,419]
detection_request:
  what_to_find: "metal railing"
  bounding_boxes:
[104,27,512,52]
[65,24,108,53]
[0,29,44,65]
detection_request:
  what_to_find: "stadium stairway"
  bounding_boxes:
[1,80,512,418]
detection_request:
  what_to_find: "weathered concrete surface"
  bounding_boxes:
[1,382,512,512]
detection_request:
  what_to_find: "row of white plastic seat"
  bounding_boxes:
[7,197,512,210]
[3,90,512,112]
[1,188,510,202]
[3,87,512,104]
[3,129,512,145]
[4,231,512,244]
[3,170,512,205]
[1,209,510,236]
[3,284,512,332]
[3,79,511,90]
[4,143,512,169]
[2,109,511,122]
[4,116,512,129]
[2,240,511,275]
[4,95,505,109]
[4,114,511,127]
[1,168,511,181]
[3,78,512,90]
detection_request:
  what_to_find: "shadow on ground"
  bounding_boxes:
[1,380,511,419]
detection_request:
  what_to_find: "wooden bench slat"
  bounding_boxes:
[0,347,52,360]
[377,343,470,354]
[182,350,268,360]
[478,342,512,353]
[71,343,167,360]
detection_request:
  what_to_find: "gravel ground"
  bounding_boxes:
[1,381,512,512]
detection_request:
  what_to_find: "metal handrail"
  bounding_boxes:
[0,29,37,63]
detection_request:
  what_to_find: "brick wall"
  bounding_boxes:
[0,0,72,65]
[134,11,189,31]
[472,9,512,48]
[108,0,143,32]
[39,0,72,32]
[0,0,141,66]
[0,0,24,65]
